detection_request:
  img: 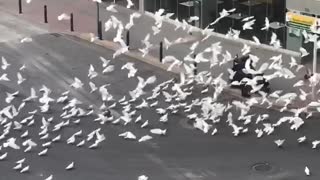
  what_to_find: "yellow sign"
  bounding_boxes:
[286,12,316,26]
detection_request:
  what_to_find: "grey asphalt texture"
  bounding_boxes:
[0,33,319,180]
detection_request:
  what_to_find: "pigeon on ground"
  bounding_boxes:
[65,162,74,170]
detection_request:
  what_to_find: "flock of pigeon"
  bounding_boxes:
[3,0,320,179]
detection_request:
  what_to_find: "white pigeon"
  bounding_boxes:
[58,13,70,21]
[126,0,134,8]
[138,135,153,142]
[99,56,110,67]
[242,19,255,30]
[76,140,85,147]
[23,87,37,102]
[1,56,10,70]
[252,36,261,45]
[52,135,61,142]
[138,175,148,180]
[274,139,285,147]
[135,115,142,123]
[241,44,251,55]
[159,113,168,123]
[102,65,115,74]
[119,131,136,140]
[141,120,149,128]
[261,17,270,30]
[70,77,84,89]
[65,162,74,170]
[67,135,76,144]
[305,166,310,176]
[0,152,8,160]
[38,148,48,156]
[211,128,218,136]
[312,140,320,149]
[188,16,199,23]
[242,16,255,22]
[13,163,23,170]
[125,12,141,30]
[151,26,160,35]
[3,137,20,149]
[16,158,25,164]
[300,47,309,57]
[121,62,137,78]
[106,4,117,13]
[89,81,98,93]
[20,37,32,43]
[293,80,304,87]
[17,72,26,84]
[20,165,29,173]
[88,64,98,79]
[298,136,307,143]
[150,129,166,135]
[6,91,19,104]
[45,175,53,180]
[0,73,10,81]
[270,32,278,46]
[20,64,26,71]
[163,38,173,50]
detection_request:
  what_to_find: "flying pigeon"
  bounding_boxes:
[58,13,71,21]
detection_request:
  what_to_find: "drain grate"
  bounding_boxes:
[252,162,272,172]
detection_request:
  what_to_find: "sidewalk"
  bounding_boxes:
[0,0,317,111]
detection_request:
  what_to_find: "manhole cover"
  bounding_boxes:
[252,162,272,172]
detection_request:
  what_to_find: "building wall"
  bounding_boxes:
[201,0,218,28]
[286,0,320,15]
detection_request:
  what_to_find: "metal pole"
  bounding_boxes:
[160,41,163,62]
[313,37,318,75]
[96,2,100,36]
[126,30,130,47]
[139,0,144,13]
[176,0,179,20]
[44,5,48,23]
[193,62,198,75]
[98,20,102,40]
[312,36,318,100]
[193,54,197,75]
[70,13,74,32]
[19,0,22,14]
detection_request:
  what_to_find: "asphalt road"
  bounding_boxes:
[0,33,319,180]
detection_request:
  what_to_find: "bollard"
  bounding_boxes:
[70,13,74,32]
[193,54,197,75]
[18,0,22,14]
[44,5,48,23]
[159,41,163,63]
[193,62,198,75]
[98,20,102,40]
[96,2,100,36]
[126,30,130,47]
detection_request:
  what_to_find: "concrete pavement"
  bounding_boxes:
[0,6,320,180]
[1,0,317,110]
[0,32,319,180]
[0,10,47,42]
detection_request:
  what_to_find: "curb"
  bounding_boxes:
[144,12,301,58]
[67,32,319,114]
[68,32,185,74]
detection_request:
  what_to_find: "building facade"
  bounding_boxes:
[286,0,320,50]
[143,0,287,48]
[108,0,320,55]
